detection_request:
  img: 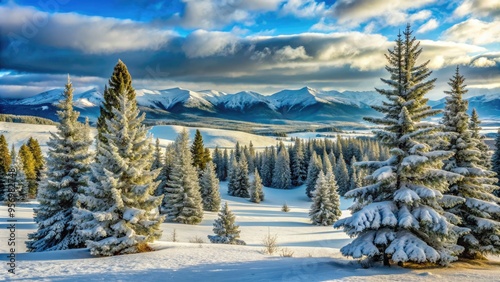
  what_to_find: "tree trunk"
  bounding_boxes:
[383,252,390,266]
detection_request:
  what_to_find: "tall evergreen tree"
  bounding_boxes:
[191,129,211,171]
[76,90,164,256]
[272,144,291,189]
[335,152,350,196]
[309,172,341,226]
[440,67,500,259]
[200,162,221,212]
[291,138,306,186]
[19,143,37,197]
[27,137,44,186]
[469,109,491,169]
[208,202,244,245]
[335,25,465,266]
[151,138,163,171]
[493,129,500,197]
[162,129,204,224]
[3,147,28,202]
[27,76,93,252]
[250,168,264,203]
[229,154,250,198]
[305,152,322,198]
[97,60,136,145]
[0,135,11,200]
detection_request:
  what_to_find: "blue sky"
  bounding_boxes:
[0,0,499,99]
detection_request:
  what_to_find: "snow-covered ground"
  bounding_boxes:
[149,125,283,148]
[1,183,499,281]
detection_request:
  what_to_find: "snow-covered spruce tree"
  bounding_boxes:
[334,25,465,266]
[309,172,341,226]
[291,138,306,186]
[470,109,492,170]
[200,162,221,212]
[494,129,500,197]
[27,76,93,252]
[250,168,264,203]
[272,143,291,189]
[440,67,500,259]
[208,202,245,245]
[0,135,11,200]
[151,138,163,171]
[76,90,164,256]
[335,152,350,196]
[161,129,203,224]
[322,151,333,174]
[260,147,276,187]
[97,59,136,146]
[231,154,251,198]
[305,152,322,198]
[3,147,28,202]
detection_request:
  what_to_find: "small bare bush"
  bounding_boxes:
[280,248,294,257]
[262,233,279,255]
[189,236,205,244]
[281,202,290,212]
[171,229,178,242]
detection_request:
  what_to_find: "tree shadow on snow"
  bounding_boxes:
[8,257,413,282]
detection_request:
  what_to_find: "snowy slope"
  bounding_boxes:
[149,125,282,148]
[2,184,499,281]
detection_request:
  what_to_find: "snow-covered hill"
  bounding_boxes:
[2,182,499,281]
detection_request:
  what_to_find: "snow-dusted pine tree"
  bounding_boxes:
[335,25,466,266]
[0,135,11,200]
[208,202,245,245]
[309,172,341,226]
[97,59,136,145]
[291,138,307,186]
[272,143,291,189]
[161,129,204,224]
[3,147,28,202]
[76,90,164,256]
[250,168,264,203]
[27,76,93,252]
[322,151,333,174]
[440,67,500,259]
[231,154,250,198]
[470,109,492,170]
[151,138,163,171]
[200,162,221,212]
[335,152,350,196]
[494,129,500,197]
[305,152,322,198]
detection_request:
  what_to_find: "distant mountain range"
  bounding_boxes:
[0,86,498,125]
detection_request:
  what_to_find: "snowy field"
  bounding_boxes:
[1,183,500,281]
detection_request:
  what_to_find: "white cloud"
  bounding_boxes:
[419,40,486,69]
[471,56,497,67]
[329,0,436,27]
[0,5,176,54]
[443,18,500,45]
[281,0,326,18]
[417,18,439,33]
[182,30,240,58]
[454,0,500,19]
[178,0,282,29]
